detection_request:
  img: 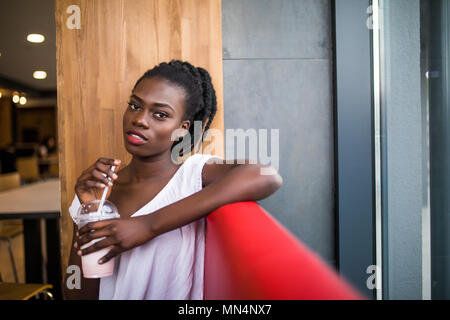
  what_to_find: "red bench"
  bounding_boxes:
[204,201,364,300]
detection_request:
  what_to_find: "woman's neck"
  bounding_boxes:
[127,151,179,183]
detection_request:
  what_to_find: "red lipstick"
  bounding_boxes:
[126,130,148,146]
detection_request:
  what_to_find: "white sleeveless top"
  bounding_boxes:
[69,153,221,300]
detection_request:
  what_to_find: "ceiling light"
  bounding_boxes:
[0,92,2,98]
[27,34,45,43]
[19,97,27,105]
[33,71,47,79]
[12,94,20,103]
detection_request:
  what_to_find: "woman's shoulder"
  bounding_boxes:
[182,153,223,168]
[186,152,222,161]
[179,153,223,182]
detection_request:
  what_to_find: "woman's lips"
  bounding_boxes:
[126,133,147,145]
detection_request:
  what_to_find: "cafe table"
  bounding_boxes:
[0,178,62,299]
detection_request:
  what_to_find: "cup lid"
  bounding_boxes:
[76,199,119,225]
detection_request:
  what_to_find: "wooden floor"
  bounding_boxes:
[0,233,25,283]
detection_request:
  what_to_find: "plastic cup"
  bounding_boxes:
[76,199,120,278]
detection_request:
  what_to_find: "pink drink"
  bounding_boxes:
[76,200,119,278]
[80,236,115,278]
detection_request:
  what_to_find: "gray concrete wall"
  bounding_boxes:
[222,0,335,264]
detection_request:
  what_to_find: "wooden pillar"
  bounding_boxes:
[55,0,223,280]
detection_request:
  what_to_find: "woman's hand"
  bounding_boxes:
[75,157,121,204]
[76,216,155,264]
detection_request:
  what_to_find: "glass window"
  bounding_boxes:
[376,0,450,299]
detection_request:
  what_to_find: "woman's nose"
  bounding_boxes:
[132,112,149,128]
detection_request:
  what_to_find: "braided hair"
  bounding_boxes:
[132,60,217,157]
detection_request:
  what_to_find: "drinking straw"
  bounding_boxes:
[96,165,116,215]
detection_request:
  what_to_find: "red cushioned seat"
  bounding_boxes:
[204,201,364,300]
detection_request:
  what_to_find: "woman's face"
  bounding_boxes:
[123,77,190,158]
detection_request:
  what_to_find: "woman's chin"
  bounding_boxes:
[125,144,160,158]
[124,142,147,155]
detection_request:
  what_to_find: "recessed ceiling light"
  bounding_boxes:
[19,97,27,105]
[12,93,20,103]
[27,33,45,43]
[33,71,47,79]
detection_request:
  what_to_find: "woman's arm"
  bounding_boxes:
[77,161,282,263]
[63,224,100,300]
[149,161,282,236]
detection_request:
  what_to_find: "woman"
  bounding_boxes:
[64,60,282,300]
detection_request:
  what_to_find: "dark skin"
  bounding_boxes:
[63,76,282,300]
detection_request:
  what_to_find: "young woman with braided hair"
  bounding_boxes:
[64,60,282,300]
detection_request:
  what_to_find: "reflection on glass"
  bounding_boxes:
[377,0,450,299]
[424,0,450,300]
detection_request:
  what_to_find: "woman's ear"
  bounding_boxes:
[177,120,190,139]
[181,120,190,131]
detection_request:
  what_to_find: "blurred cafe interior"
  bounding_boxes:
[0,0,58,299]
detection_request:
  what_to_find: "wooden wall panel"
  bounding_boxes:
[55,0,223,279]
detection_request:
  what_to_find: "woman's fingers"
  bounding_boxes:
[98,157,121,167]
[94,161,119,181]
[98,248,120,264]
[84,180,106,188]
[92,168,114,186]
[77,237,116,256]
[77,158,120,184]
[77,225,114,247]
[78,219,115,236]
[74,157,121,208]
[88,159,121,187]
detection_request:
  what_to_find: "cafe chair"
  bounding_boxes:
[0,171,22,236]
[16,157,40,183]
[0,172,21,192]
[0,172,23,283]
[0,282,53,300]
[48,162,59,177]
[41,161,59,179]
[0,224,23,283]
[0,171,22,229]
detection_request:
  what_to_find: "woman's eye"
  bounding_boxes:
[154,112,168,119]
[127,102,140,111]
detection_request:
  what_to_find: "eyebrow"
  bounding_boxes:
[130,94,175,112]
